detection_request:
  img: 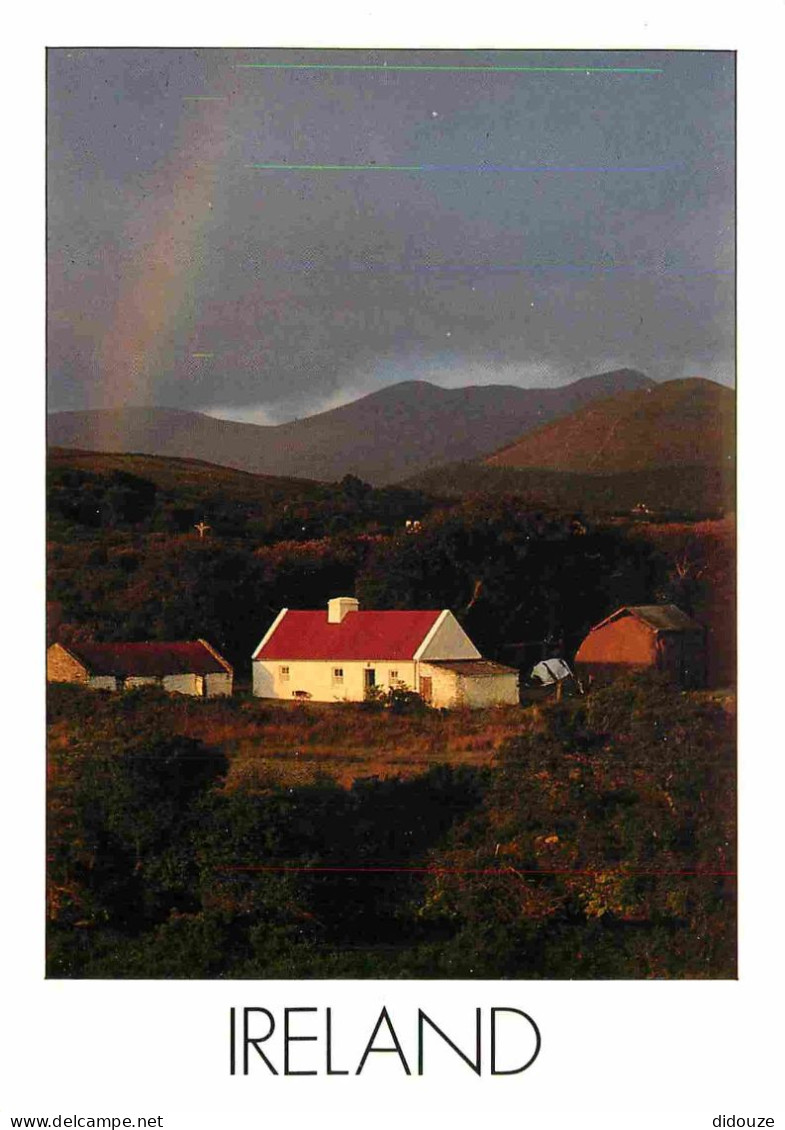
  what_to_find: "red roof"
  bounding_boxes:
[254,610,443,661]
[64,640,231,677]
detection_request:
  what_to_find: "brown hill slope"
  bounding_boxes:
[486,378,734,474]
[47,447,325,505]
[402,462,733,516]
[47,369,654,486]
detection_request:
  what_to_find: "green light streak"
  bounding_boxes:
[247,164,428,171]
[236,63,662,74]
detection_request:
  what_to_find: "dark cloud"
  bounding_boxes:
[47,48,734,417]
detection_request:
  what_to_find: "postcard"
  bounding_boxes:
[4,5,780,1129]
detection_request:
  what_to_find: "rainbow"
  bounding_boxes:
[95,97,232,415]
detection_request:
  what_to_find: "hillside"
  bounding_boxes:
[47,448,326,508]
[47,448,437,545]
[486,378,734,474]
[47,369,654,486]
[403,463,734,516]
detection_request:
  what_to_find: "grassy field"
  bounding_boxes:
[47,686,537,790]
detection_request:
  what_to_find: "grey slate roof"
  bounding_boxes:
[592,604,703,634]
[424,659,519,677]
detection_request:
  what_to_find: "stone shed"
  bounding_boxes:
[418,658,520,708]
[574,604,706,688]
[46,639,233,696]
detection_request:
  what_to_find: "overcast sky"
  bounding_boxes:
[47,48,734,422]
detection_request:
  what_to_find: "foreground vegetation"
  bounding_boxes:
[47,675,736,979]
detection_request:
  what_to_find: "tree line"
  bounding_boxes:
[48,490,686,673]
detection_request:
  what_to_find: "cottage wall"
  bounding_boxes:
[418,663,460,707]
[205,672,233,697]
[46,644,88,684]
[86,676,118,691]
[162,673,201,696]
[254,659,417,702]
[419,663,519,708]
[76,672,233,697]
[459,672,519,707]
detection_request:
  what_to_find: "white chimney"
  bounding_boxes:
[328,596,359,624]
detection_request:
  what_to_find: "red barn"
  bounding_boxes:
[574,604,706,688]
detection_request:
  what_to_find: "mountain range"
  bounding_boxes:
[47,369,654,486]
[486,378,734,474]
[404,377,735,512]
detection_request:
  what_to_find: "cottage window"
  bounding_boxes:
[279,665,290,681]
[332,667,344,684]
[389,669,400,683]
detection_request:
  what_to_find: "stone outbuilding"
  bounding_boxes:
[46,639,233,696]
[418,658,520,708]
[574,604,706,688]
[252,596,519,708]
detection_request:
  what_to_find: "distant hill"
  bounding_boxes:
[46,449,328,542]
[46,448,439,543]
[403,378,735,514]
[47,369,654,486]
[47,448,325,507]
[403,462,734,516]
[486,378,734,474]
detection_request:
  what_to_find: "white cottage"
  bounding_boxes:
[252,597,519,708]
[46,639,234,696]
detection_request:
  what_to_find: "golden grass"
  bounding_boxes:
[171,700,535,789]
[46,687,540,791]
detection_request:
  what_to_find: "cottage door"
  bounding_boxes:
[364,668,376,691]
[420,676,433,704]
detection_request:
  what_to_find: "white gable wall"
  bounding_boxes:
[415,611,481,661]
